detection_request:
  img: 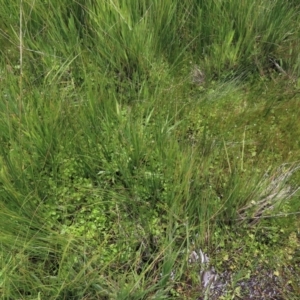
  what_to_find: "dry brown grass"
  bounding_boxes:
[237,162,300,225]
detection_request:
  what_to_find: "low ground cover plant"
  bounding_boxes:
[0,0,300,299]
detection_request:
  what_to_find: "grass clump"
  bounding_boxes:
[0,0,300,299]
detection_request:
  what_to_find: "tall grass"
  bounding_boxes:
[0,0,300,298]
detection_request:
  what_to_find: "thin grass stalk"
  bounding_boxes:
[19,0,23,140]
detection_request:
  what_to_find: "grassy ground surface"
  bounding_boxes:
[0,1,300,299]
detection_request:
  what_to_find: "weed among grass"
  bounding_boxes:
[0,0,300,299]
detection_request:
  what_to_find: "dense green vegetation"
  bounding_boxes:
[0,0,300,299]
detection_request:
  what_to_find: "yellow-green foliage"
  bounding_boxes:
[0,0,299,299]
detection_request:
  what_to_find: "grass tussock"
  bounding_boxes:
[0,0,300,299]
